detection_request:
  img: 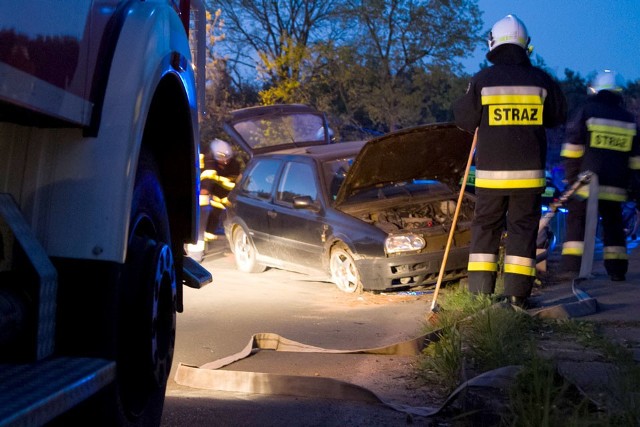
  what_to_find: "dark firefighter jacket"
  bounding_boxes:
[561,90,640,202]
[454,44,567,195]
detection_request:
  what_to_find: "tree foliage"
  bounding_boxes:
[207,0,335,89]
[205,0,482,134]
[200,1,639,143]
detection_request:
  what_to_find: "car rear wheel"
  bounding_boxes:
[233,227,267,273]
[329,244,363,294]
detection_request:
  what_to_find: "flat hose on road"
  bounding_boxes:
[174,330,522,417]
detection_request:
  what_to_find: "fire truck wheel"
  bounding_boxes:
[114,148,177,426]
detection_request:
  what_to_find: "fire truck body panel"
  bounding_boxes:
[0,1,200,262]
[0,0,210,425]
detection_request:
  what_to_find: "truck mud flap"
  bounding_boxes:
[174,331,522,417]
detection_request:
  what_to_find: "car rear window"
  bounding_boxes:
[240,159,281,200]
[232,113,326,150]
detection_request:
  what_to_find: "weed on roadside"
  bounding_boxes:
[504,355,600,427]
[462,307,534,371]
[417,286,640,425]
[420,324,464,393]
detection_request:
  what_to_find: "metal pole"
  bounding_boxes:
[579,173,599,279]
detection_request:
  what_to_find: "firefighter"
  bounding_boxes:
[453,14,567,306]
[187,139,241,260]
[560,70,640,281]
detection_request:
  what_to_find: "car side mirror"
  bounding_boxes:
[293,196,321,212]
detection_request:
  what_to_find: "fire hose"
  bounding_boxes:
[534,170,600,319]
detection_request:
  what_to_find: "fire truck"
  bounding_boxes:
[0,1,211,425]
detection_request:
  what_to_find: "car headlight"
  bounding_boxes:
[385,233,425,254]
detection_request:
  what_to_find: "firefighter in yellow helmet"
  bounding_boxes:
[453,14,567,307]
[560,70,640,281]
[188,139,241,261]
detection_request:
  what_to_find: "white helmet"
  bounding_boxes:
[588,70,625,94]
[488,14,530,51]
[210,139,234,162]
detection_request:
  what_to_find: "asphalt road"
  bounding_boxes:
[161,240,435,426]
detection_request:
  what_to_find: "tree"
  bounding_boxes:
[257,34,310,104]
[207,0,336,104]
[328,0,482,131]
[206,0,483,132]
[198,8,259,145]
[559,69,588,116]
[624,79,640,122]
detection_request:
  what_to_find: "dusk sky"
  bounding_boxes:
[460,0,640,83]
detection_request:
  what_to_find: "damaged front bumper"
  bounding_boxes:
[356,247,469,291]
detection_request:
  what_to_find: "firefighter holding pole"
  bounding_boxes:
[453,14,567,307]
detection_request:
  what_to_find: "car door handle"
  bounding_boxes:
[267,210,277,218]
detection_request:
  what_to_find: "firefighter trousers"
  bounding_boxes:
[561,198,627,277]
[468,193,541,298]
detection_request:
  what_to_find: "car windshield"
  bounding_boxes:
[322,157,355,203]
[232,113,326,149]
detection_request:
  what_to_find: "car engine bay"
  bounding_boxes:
[344,195,475,235]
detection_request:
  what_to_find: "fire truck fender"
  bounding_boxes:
[42,2,199,263]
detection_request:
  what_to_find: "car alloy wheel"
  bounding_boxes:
[233,227,266,273]
[329,244,363,293]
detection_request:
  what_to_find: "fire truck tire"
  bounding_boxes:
[111,148,177,426]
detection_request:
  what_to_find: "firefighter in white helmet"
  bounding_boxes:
[560,70,640,281]
[453,14,567,307]
[187,139,241,261]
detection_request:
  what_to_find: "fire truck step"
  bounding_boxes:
[0,357,115,427]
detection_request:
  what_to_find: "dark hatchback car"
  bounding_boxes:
[223,107,475,293]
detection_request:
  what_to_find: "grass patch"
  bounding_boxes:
[420,324,463,392]
[418,285,640,425]
[462,307,534,371]
[505,355,597,427]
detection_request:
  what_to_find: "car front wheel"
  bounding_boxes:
[329,244,363,294]
[232,227,266,273]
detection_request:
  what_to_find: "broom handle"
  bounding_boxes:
[430,128,478,311]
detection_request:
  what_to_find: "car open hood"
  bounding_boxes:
[335,123,473,205]
[222,104,332,156]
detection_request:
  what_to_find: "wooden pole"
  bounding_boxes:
[430,128,477,312]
